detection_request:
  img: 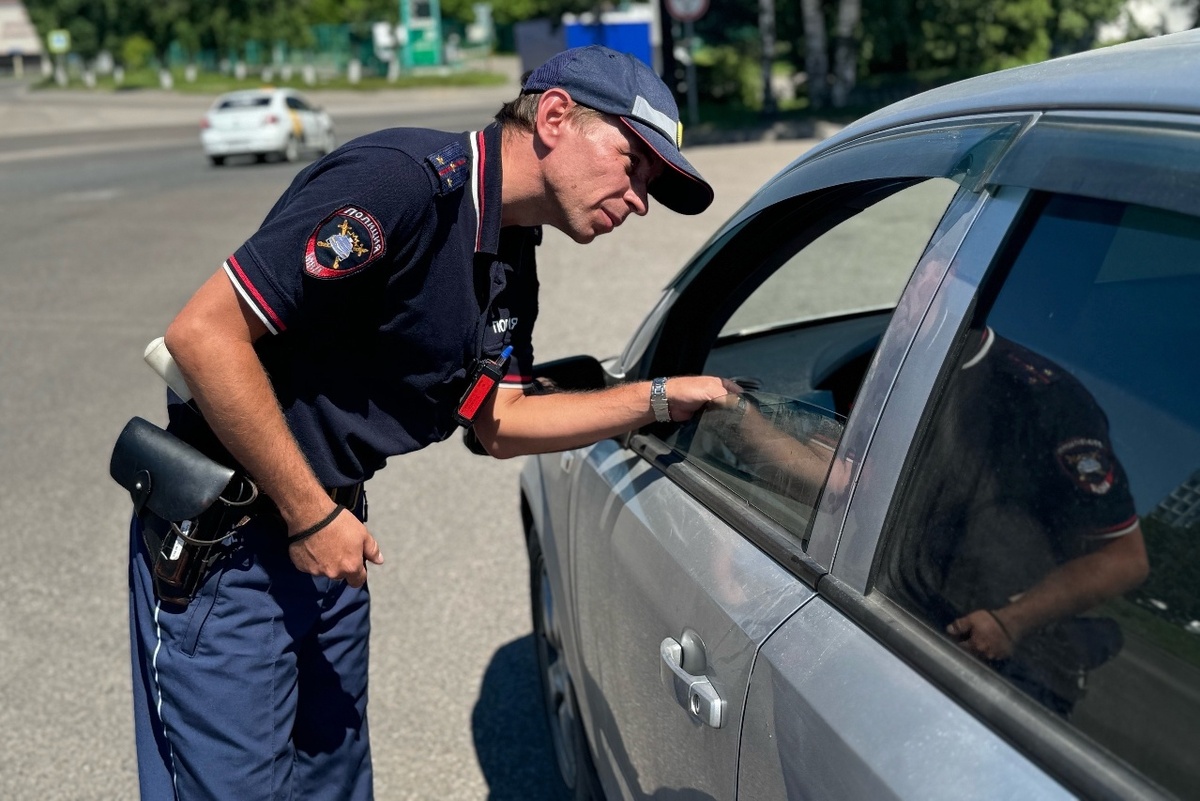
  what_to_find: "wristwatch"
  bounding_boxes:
[650,377,672,423]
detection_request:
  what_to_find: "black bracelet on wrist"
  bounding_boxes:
[985,609,1015,643]
[287,504,345,545]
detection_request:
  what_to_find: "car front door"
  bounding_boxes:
[565,117,1022,799]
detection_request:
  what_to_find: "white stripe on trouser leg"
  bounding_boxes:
[152,601,180,797]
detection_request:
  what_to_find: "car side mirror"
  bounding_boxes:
[529,354,609,392]
[461,355,610,455]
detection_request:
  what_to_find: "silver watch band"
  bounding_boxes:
[650,377,671,423]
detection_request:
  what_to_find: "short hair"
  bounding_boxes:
[494,90,606,134]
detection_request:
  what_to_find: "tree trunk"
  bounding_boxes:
[830,0,861,108]
[760,0,777,115]
[801,0,828,110]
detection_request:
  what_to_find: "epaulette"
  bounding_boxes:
[997,339,1061,387]
[425,142,469,196]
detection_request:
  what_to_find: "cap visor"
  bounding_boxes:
[620,118,714,215]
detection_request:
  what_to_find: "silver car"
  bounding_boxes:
[519,30,1200,800]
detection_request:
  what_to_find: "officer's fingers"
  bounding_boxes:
[344,558,369,588]
[946,617,970,638]
[363,532,384,565]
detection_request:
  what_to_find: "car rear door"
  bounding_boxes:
[566,118,1027,799]
[745,114,1200,799]
[284,95,314,145]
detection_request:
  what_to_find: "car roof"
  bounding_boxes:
[812,29,1200,156]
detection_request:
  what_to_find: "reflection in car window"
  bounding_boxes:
[721,178,959,336]
[664,393,844,547]
[878,193,1200,798]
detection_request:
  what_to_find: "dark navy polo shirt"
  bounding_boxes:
[208,124,538,486]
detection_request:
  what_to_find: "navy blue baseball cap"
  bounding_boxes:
[523,45,714,215]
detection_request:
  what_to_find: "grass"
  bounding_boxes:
[31,65,510,95]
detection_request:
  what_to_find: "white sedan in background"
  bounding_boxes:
[200,87,335,166]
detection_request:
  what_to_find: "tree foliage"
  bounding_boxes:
[24,0,1170,93]
[25,0,395,61]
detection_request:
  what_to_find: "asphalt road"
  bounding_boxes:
[0,86,809,800]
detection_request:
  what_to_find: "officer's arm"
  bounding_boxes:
[471,378,738,459]
[164,269,382,584]
[947,527,1149,661]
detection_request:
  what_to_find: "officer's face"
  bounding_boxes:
[546,112,664,244]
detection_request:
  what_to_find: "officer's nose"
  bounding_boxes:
[626,178,650,217]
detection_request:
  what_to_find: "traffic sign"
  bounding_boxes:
[664,0,709,23]
[47,29,70,54]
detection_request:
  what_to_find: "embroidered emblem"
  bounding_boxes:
[305,206,385,279]
[1056,438,1116,495]
[427,142,469,195]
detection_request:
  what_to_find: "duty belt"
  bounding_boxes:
[327,483,363,511]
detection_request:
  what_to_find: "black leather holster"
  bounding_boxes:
[110,417,258,606]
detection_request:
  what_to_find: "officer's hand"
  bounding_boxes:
[947,609,1016,661]
[666,377,743,422]
[288,508,384,588]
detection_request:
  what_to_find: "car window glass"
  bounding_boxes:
[671,178,959,550]
[721,178,959,335]
[286,97,308,111]
[664,393,845,543]
[705,178,960,421]
[217,96,270,110]
[876,193,1200,798]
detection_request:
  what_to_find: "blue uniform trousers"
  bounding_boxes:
[128,501,373,800]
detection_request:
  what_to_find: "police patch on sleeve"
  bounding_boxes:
[304,206,386,279]
[1056,437,1117,495]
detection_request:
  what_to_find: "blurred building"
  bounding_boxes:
[0,0,42,75]
[1154,470,1200,529]
[1098,0,1196,42]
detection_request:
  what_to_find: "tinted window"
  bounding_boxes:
[878,193,1200,798]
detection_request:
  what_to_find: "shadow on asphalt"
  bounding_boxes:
[472,635,570,801]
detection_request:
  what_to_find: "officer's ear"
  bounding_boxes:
[535,89,573,150]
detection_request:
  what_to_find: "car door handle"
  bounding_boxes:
[660,637,725,728]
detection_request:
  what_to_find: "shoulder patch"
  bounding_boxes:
[1055,437,1117,495]
[426,142,469,195]
[305,206,386,279]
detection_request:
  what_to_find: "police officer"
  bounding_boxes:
[129,46,737,799]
